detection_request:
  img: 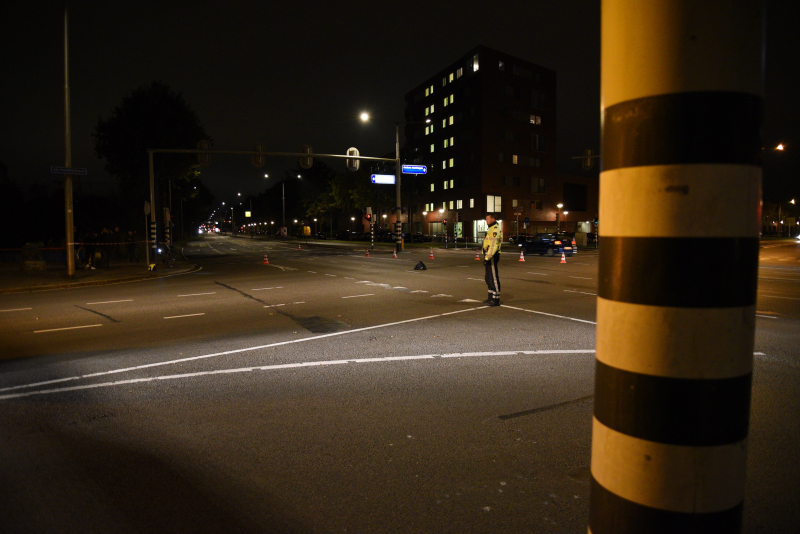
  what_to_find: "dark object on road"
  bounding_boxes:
[519,233,575,257]
[414,261,427,270]
[483,299,500,307]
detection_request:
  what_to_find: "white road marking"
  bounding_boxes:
[410,290,429,293]
[34,324,102,334]
[756,314,778,319]
[527,272,547,275]
[342,294,375,299]
[164,313,205,319]
[0,347,595,400]
[0,308,33,313]
[0,307,485,396]
[264,304,285,308]
[178,292,216,297]
[325,274,337,277]
[569,276,593,280]
[467,278,484,281]
[759,294,800,301]
[355,281,372,284]
[565,290,597,296]
[86,299,133,305]
[251,287,279,291]
[459,299,481,303]
[393,286,408,290]
[344,277,355,280]
[501,304,597,325]
[431,294,452,298]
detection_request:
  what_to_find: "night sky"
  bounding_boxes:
[2,0,797,205]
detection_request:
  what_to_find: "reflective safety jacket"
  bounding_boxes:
[482,222,502,261]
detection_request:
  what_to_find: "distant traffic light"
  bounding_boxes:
[364,213,372,222]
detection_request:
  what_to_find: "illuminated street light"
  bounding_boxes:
[776,144,785,150]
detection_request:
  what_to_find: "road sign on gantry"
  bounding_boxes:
[300,145,313,169]
[346,147,360,171]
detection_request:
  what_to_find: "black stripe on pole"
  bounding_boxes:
[598,237,758,308]
[589,477,742,534]
[602,92,762,171]
[594,360,751,446]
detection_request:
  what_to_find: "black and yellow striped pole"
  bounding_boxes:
[590,1,763,532]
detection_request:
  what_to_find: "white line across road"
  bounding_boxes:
[164,313,206,319]
[0,307,484,395]
[501,304,597,325]
[342,294,375,299]
[527,272,547,276]
[34,324,102,334]
[86,299,133,305]
[467,278,484,281]
[251,287,283,291]
[0,348,594,401]
[756,314,778,319]
[565,290,597,296]
[759,294,800,301]
[177,292,216,297]
[0,308,33,313]
[569,276,593,280]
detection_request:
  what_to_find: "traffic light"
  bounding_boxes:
[442,219,447,225]
[364,213,372,222]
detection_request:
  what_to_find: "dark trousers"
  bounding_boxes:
[484,253,501,301]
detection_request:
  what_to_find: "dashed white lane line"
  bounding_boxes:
[565,290,597,296]
[325,274,337,277]
[34,324,102,334]
[756,314,778,319]
[264,304,285,308]
[178,292,216,297]
[527,272,547,275]
[0,348,592,400]
[759,294,800,301]
[164,313,206,319]
[431,294,452,298]
[86,299,133,305]
[342,294,375,299]
[501,304,597,325]
[467,278,484,281]
[569,276,593,280]
[0,307,484,395]
[308,271,317,273]
[0,308,33,313]
[251,287,283,291]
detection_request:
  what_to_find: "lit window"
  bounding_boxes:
[425,87,430,97]
[449,158,454,168]
[444,180,448,190]
[431,183,434,192]
[470,198,475,208]
[442,202,446,210]
[449,116,454,125]
[449,72,454,82]
[430,123,434,133]
[449,201,454,209]
[487,195,502,212]
[444,97,448,107]
[430,144,435,153]
[425,126,430,136]
[442,161,447,170]
[512,199,518,207]
[449,179,454,188]
[430,84,434,94]
[442,119,447,128]
[431,104,435,113]
[456,67,463,78]
[442,77,447,87]
[449,94,454,104]
[444,139,449,148]
[473,54,479,72]
[499,60,505,71]
[456,199,463,209]
[425,107,429,116]
[512,155,518,164]
[530,115,541,125]
[450,136,454,146]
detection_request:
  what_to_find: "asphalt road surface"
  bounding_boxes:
[1,235,798,533]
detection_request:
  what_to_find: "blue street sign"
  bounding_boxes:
[371,174,395,185]
[401,164,427,174]
[524,217,530,224]
[51,166,87,175]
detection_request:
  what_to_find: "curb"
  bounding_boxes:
[0,264,201,294]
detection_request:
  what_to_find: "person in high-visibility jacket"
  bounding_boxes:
[482,213,503,306]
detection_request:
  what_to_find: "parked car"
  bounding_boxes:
[313,232,328,239]
[519,233,576,257]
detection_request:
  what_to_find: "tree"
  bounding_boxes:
[93,81,210,227]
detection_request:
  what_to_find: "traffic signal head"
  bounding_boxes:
[364,213,372,221]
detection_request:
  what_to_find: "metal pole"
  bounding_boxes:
[395,122,402,253]
[144,214,149,266]
[63,5,75,279]
[590,2,763,532]
[148,151,156,263]
[282,179,286,240]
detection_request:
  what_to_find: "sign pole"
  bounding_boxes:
[395,123,402,253]
[63,6,75,279]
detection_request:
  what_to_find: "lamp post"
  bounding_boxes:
[350,216,355,235]
[313,218,318,238]
[360,112,430,253]
[556,203,564,231]
[265,173,300,239]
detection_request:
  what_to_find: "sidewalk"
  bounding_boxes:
[0,260,198,294]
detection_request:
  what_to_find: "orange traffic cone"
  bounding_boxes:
[519,250,525,262]
[429,248,435,260]
[474,250,481,261]
[365,249,370,257]
[263,252,269,265]
[392,249,397,259]
[560,252,567,264]
[298,244,302,250]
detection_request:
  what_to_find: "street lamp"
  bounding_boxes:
[360,111,431,253]
[350,216,355,234]
[556,203,564,231]
[265,173,301,239]
[313,218,318,237]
